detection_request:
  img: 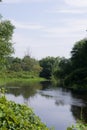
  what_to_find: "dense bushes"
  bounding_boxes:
[6,56,42,77]
[64,68,87,88]
[53,39,87,89]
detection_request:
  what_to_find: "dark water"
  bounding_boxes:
[5,81,87,130]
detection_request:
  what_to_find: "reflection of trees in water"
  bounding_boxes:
[71,105,87,122]
[6,82,43,99]
[6,81,52,99]
[6,81,87,123]
[71,90,87,105]
[70,90,87,123]
[55,100,64,106]
[38,92,53,99]
[38,90,65,106]
[40,81,52,90]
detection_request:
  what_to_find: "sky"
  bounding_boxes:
[0,0,87,59]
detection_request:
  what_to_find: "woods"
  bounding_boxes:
[39,39,87,90]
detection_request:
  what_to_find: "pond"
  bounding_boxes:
[4,81,87,130]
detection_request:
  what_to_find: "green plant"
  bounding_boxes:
[67,121,87,130]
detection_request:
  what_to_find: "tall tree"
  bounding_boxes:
[0,20,15,69]
[71,39,87,69]
[64,39,87,87]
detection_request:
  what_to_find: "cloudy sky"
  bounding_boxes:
[0,0,87,59]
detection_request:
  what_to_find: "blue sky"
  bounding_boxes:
[0,0,87,59]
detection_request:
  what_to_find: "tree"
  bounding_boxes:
[64,39,87,87]
[9,57,22,72]
[39,57,56,79]
[71,39,87,69]
[0,20,15,69]
[21,55,41,75]
[53,57,72,81]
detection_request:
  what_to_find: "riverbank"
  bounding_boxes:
[0,92,49,130]
[0,77,47,87]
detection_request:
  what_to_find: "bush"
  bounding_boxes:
[64,68,87,89]
[67,121,87,130]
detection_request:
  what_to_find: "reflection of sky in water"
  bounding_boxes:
[6,94,25,104]
[5,87,87,130]
[38,89,85,107]
[29,94,75,130]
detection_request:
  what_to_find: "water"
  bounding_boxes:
[5,81,87,130]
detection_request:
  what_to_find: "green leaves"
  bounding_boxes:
[71,39,87,69]
[0,20,14,71]
[67,121,87,130]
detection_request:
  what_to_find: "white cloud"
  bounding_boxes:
[11,18,87,38]
[42,18,87,38]
[12,18,87,59]
[11,20,44,30]
[47,9,87,14]
[3,0,51,4]
[3,0,21,3]
[65,0,87,7]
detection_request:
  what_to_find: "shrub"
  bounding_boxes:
[67,121,87,130]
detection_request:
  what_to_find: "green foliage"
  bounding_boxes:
[64,68,87,88]
[71,39,87,69]
[0,95,49,130]
[6,56,42,76]
[52,38,87,89]
[0,76,46,87]
[0,20,14,70]
[67,121,87,130]
[64,39,87,88]
[39,56,60,79]
[22,55,42,75]
[53,57,72,80]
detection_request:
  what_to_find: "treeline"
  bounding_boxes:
[0,18,87,89]
[4,56,42,78]
[40,39,87,89]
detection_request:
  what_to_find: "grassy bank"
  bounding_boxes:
[0,77,47,87]
[0,71,48,87]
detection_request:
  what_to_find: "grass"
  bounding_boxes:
[0,77,47,87]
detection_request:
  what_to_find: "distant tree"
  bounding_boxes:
[22,55,32,71]
[21,55,41,75]
[39,57,56,79]
[53,57,72,80]
[9,57,22,72]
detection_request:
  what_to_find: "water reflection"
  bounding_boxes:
[71,105,87,122]
[4,81,87,130]
[6,82,43,98]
